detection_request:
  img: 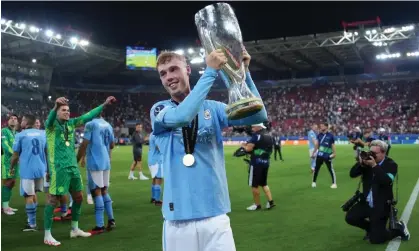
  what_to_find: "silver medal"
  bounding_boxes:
[183,154,195,167]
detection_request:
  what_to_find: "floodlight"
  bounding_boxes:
[190,57,204,64]
[79,40,89,46]
[70,37,79,44]
[45,30,54,37]
[174,49,184,55]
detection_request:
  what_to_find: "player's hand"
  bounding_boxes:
[330,154,336,159]
[104,96,117,106]
[55,97,68,106]
[243,49,251,67]
[9,168,15,176]
[206,49,227,70]
[363,156,377,167]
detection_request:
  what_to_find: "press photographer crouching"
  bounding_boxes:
[344,140,410,244]
[241,123,275,211]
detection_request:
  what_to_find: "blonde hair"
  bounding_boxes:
[156,51,187,68]
[370,140,388,153]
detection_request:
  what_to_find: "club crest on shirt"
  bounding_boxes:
[204,109,211,120]
[154,104,165,116]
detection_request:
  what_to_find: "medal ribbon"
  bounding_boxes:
[182,115,199,156]
[56,119,69,144]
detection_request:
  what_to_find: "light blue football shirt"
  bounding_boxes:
[148,133,162,166]
[83,118,114,171]
[308,130,317,150]
[150,67,268,221]
[12,128,47,179]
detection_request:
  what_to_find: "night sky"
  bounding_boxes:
[2,1,419,50]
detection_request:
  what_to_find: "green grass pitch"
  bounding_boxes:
[2,145,419,251]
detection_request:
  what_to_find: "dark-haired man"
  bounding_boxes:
[1,114,19,215]
[311,122,337,189]
[43,96,115,246]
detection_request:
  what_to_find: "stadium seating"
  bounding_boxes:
[2,80,418,135]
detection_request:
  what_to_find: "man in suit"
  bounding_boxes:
[345,140,410,244]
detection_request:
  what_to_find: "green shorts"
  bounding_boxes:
[49,166,83,196]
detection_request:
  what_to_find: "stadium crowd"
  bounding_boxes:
[2,79,419,136]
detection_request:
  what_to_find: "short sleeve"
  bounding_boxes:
[109,127,115,143]
[83,122,93,141]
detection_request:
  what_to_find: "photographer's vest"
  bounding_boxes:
[317,132,334,159]
[250,131,273,163]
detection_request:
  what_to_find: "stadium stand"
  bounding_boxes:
[1,18,419,137]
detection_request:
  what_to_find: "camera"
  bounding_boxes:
[233,147,251,165]
[341,190,363,212]
[233,147,247,157]
[359,150,376,160]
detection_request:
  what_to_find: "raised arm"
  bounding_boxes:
[226,51,267,126]
[151,67,218,130]
[72,96,116,127]
[45,97,68,128]
[151,50,226,134]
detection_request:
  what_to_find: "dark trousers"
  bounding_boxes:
[386,146,391,156]
[345,202,399,244]
[274,145,283,161]
[312,157,336,184]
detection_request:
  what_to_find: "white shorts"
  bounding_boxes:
[20,178,44,196]
[87,170,110,191]
[149,163,163,179]
[163,214,236,251]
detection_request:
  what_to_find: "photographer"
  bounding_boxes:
[241,123,275,211]
[348,126,363,158]
[344,140,410,244]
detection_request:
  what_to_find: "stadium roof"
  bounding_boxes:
[2,18,419,82]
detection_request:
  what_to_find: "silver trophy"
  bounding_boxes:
[195,3,264,120]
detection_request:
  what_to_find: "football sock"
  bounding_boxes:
[155,184,161,201]
[26,202,37,227]
[103,193,114,220]
[94,195,105,227]
[44,204,54,230]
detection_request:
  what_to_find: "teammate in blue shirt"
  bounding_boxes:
[308,123,318,173]
[150,49,267,251]
[10,114,47,231]
[148,133,163,206]
[311,122,337,189]
[77,116,115,235]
